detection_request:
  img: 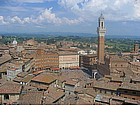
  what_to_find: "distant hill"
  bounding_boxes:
[1,32,140,39]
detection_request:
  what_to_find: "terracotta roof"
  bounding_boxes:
[31,73,56,84]
[17,72,28,78]
[124,98,140,105]
[22,74,34,83]
[13,77,23,83]
[74,87,85,94]
[111,77,123,82]
[85,88,97,97]
[34,84,48,90]
[65,79,78,86]
[22,85,37,91]
[63,94,77,105]
[119,83,140,91]
[0,79,6,85]
[0,65,7,73]
[0,81,22,94]
[44,87,65,104]
[76,98,93,105]
[19,91,44,105]
[58,70,88,82]
[0,54,11,65]
[32,70,46,75]
[93,80,120,91]
[130,62,140,67]
[132,78,140,82]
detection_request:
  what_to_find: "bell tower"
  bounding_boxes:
[97,13,106,64]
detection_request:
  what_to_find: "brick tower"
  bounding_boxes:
[97,13,106,64]
[133,43,139,53]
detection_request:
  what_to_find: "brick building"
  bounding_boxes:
[33,49,59,71]
[82,54,97,69]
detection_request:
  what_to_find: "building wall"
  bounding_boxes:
[33,49,59,71]
[0,94,19,104]
[110,61,128,69]
[98,55,129,76]
[93,87,116,95]
[129,62,140,73]
[97,63,110,76]
[31,80,56,88]
[118,89,140,100]
[82,55,97,68]
[7,67,22,81]
[59,54,79,69]
[23,59,33,72]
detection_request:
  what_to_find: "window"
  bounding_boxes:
[101,22,103,27]
[132,92,136,95]
[4,94,9,100]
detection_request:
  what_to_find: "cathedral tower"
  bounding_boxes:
[97,13,106,64]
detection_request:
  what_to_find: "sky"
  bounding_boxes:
[0,0,140,36]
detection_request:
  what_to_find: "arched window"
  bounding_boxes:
[4,94,9,100]
[101,22,104,27]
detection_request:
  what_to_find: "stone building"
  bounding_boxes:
[7,63,22,81]
[58,51,79,69]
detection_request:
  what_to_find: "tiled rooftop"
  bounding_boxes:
[0,54,11,65]
[0,81,22,94]
[44,87,65,104]
[19,91,44,105]
[93,80,120,91]
[119,82,140,91]
[31,73,56,84]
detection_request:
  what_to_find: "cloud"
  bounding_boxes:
[11,16,23,24]
[10,16,32,24]
[58,0,140,21]
[8,0,54,3]
[36,8,82,24]
[0,16,8,25]
[1,0,140,28]
[0,8,82,25]
[134,0,140,19]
